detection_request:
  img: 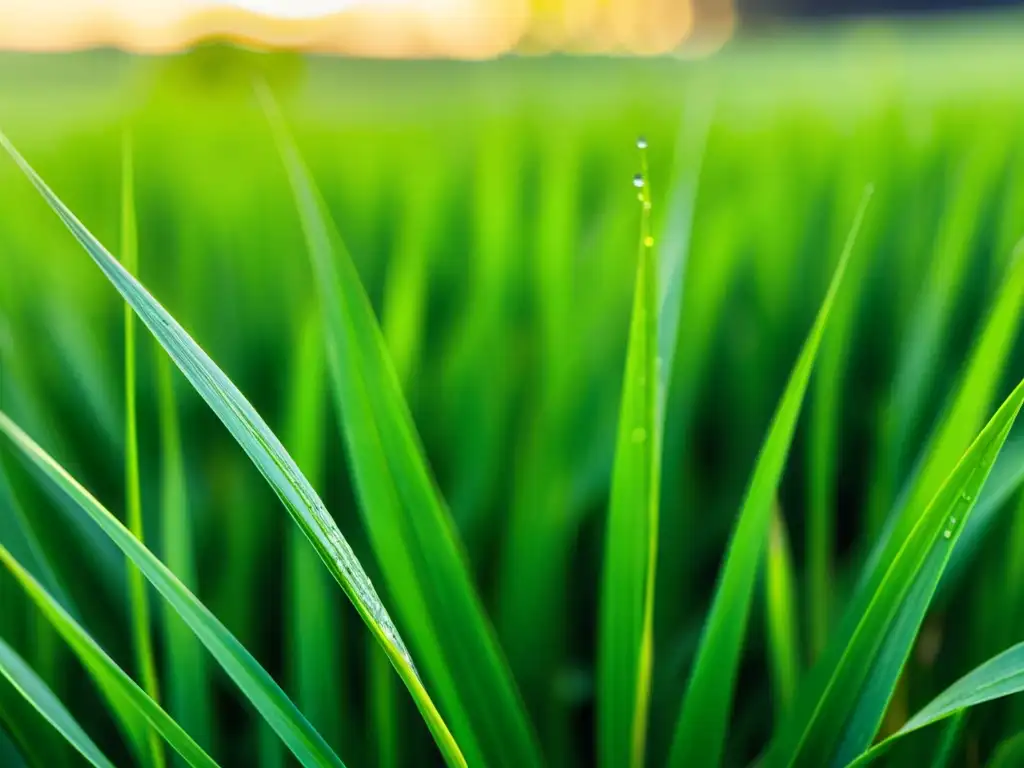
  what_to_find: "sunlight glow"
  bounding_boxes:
[0,0,734,57]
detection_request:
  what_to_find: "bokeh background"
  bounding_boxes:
[3,1,1024,767]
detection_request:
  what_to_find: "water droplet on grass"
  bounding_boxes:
[637,136,648,149]
[644,236,654,247]
[633,173,644,188]
[943,529,952,539]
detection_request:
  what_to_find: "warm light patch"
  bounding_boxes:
[0,0,733,56]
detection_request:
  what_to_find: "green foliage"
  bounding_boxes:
[3,33,1024,768]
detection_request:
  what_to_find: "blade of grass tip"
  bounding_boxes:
[766,501,799,717]
[845,640,1024,767]
[765,378,1024,768]
[0,543,217,767]
[0,412,344,768]
[258,85,530,768]
[156,353,213,754]
[0,636,115,768]
[666,185,873,768]
[122,133,164,768]
[0,128,448,765]
[285,313,346,752]
[598,137,660,768]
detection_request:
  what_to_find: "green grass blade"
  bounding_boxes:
[846,640,1024,766]
[597,140,660,768]
[285,314,346,752]
[666,186,872,768]
[156,353,213,754]
[0,413,345,768]
[0,543,217,768]
[259,86,535,768]
[0,636,115,768]
[121,135,164,768]
[821,241,1024,765]
[766,502,800,716]
[0,128,422,766]
[765,378,1024,767]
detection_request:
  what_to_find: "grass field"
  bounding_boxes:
[3,13,1024,767]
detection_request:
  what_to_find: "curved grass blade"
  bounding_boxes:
[0,543,217,768]
[764,378,1024,767]
[846,641,1024,766]
[821,242,1024,765]
[156,354,213,753]
[121,135,164,768]
[259,85,534,768]
[0,129,452,765]
[0,636,115,768]
[766,502,799,716]
[0,413,344,768]
[666,186,872,768]
[598,140,660,768]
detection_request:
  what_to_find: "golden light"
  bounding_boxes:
[0,0,734,57]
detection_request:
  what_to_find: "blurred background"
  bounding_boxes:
[3,1,1024,767]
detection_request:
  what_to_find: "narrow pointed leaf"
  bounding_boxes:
[0,129,438,766]
[765,378,1024,767]
[847,640,1024,766]
[0,543,217,768]
[0,636,116,768]
[0,413,344,768]
[260,86,535,768]
[766,503,800,715]
[666,186,872,768]
[598,143,661,768]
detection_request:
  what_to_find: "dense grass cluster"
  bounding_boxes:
[4,19,1024,767]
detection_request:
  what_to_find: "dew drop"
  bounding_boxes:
[631,427,647,443]
[637,192,644,202]
[633,173,645,189]
[949,516,957,526]
[943,529,952,539]
[643,200,652,210]
[637,136,648,149]
[644,236,654,247]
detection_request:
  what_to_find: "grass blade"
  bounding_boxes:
[0,128,435,766]
[0,636,115,768]
[121,135,164,768]
[260,86,536,768]
[0,542,217,767]
[666,186,872,768]
[156,353,213,754]
[0,413,345,768]
[821,241,1024,765]
[597,140,660,768]
[846,640,1024,766]
[766,502,800,716]
[765,378,1024,767]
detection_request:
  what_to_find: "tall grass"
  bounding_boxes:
[3,20,1024,767]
